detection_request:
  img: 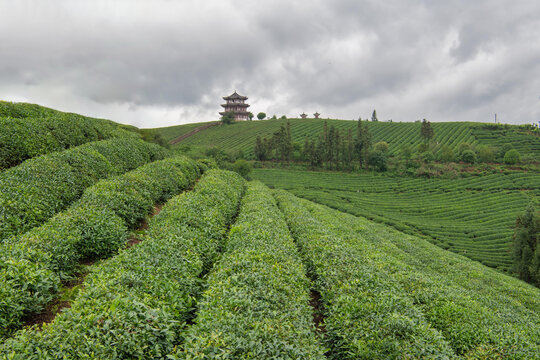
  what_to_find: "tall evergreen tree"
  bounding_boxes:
[421,118,434,145]
[371,109,378,122]
[513,204,540,287]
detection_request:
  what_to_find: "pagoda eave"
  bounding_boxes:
[221,104,249,108]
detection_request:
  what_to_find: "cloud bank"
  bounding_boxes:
[1,0,539,127]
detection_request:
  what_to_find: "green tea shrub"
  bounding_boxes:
[0,139,167,241]
[0,112,138,170]
[0,156,199,337]
[0,170,246,357]
[182,182,325,359]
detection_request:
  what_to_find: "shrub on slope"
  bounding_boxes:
[0,138,167,241]
[181,182,325,359]
[0,156,199,337]
[0,170,245,358]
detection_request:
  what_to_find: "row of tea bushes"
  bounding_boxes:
[0,170,246,358]
[0,115,138,170]
[0,156,200,337]
[181,182,326,359]
[273,190,456,359]
[0,138,167,241]
[302,200,540,358]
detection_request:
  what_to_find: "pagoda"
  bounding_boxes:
[300,112,308,119]
[220,91,250,121]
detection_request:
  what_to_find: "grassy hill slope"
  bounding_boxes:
[155,118,540,159]
[254,168,540,272]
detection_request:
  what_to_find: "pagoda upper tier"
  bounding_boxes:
[220,91,250,121]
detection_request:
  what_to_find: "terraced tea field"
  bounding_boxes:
[253,168,540,271]
[2,174,539,359]
[2,103,539,359]
[157,118,540,159]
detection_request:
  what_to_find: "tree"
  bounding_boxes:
[221,111,235,124]
[504,149,521,165]
[368,151,387,171]
[440,145,455,162]
[374,141,389,153]
[371,109,378,122]
[354,119,372,169]
[248,112,254,121]
[512,204,540,286]
[477,145,495,163]
[420,151,435,163]
[420,118,434,145]
[254,136,268,161]
[460,149,477,164]
[257,112,266,120]
[400,144,413,163]
[232,159,252,180]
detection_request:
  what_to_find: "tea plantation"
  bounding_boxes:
[253,168,540,271]
[157,118,540,159]
[1,103,539,359]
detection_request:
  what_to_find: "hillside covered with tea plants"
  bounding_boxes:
[1,102,539,359]
[152,118,540,161]
[254,168,540,272]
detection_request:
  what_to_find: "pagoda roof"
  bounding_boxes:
[221,103,249,108]
[223,91,248,100]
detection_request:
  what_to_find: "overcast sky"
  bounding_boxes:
[1,0,539,128]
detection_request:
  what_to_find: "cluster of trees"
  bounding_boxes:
[254,119,389,171]
[513,204,539,287]
[409,142,522,165]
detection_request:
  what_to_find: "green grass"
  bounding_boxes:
[153,119,540,159]
[253,168,540,272]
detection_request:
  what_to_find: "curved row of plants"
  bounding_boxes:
[273,190,455,359]
[256,168,539,271]
[0,156,201,337]
[300,198,540,358]
[0,114,138,171]
[180,181,326,359]
[0,170,246,358]
[0,138,167,242]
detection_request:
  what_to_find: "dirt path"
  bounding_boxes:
[169,122,220,145]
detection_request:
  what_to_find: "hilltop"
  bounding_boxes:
[150,118,540,160]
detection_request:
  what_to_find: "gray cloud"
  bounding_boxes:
[1,0,539,127]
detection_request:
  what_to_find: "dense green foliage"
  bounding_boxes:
[513,204,540,286]
[275,191,540,358]
[0,170,245,358]
[254,168,540,271]
[156,118,540,160]
[0,101,139,169]
[181,182,325,359]
[0,138,167,241]
[0,156,200,337]
[274,190,456,358]
[504,149,521,165]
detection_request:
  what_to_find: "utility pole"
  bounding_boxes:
[494,113,497,123]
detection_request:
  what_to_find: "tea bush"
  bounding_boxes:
[0,156,199,337]
[0,138,167,241]
[0,170,245,358]
[181,182,325,359]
